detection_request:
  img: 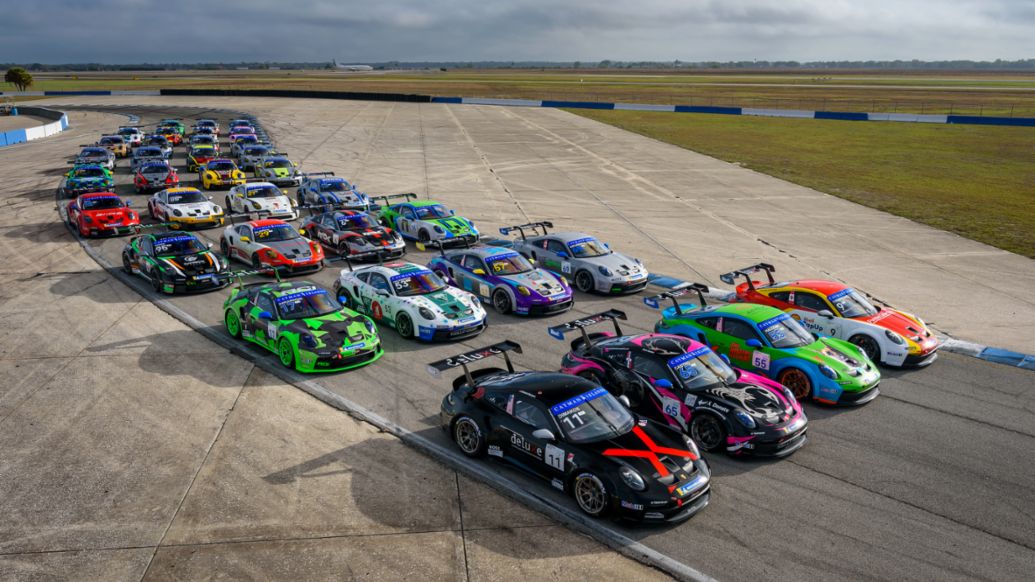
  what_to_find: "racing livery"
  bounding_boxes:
[193,119,219,135]
[646,284,881,405]
[60,164,114,197]
[97,135,128,158]
[158,119,186,137]
[224,181,298,220]
[253,154,302,186]
[299,210,405,260]
[122,231,230,294]
[229,125,256,143]
[220,219,324,274]
[134,160,179,193]
[721,263,939,367]
[376,193,479,245]
[230,134,261,157]
[501,222,649,294]
[186,144,218,172]
[296,173,372,211]
[142,135,172,158]
[157,126,182,146]
[131,146,167,171]
[73,146,115,170]
[65,192,140,238]
[237,144,274,171]
[189,133,218,151]
[334,262,487,341]
[147,187,224,229]
[223,280,382,373]
[200,159,247,190]
[553,310,807,457]
[434,341,711,522]
[117,126,143,147]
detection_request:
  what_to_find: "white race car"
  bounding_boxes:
[333,262,487,341]
[148,187,225,230]
[224,181,299,221]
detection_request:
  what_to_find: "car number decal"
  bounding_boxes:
[661,396,681,418]
[267,323,278,340]
[545,443,565,471]
[561,261,572,274]
[752,351,771,370]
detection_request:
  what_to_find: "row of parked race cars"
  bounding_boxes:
[57,114,941,523]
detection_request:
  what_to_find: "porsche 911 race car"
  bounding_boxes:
[229,119,253,131]
[66,192,140,238]
[230,134,262,157]
[224,181,298,220]
[157,126,183,146]
[122,231,230,294]
[424,243,573,316]
[147,187,225,229]
[131,146,168,171]
[73,146,115,170]
[229,126,256,143]
[299,210,405,259]
[133,160,178,194]
[553,310,807,457]
[237,144,274,171]
[720,263,939,367]
[189,133,218,151]
[434,341,711,522]
[200,159,247,190]
[253,154,302,186]
[158,119,186,137]
[223,280,382,373]
[60,164,114,197]
[334,261,487,341]
[375,193,479,245]
[142,135,172,158]
[296,173,372,211]
[186,145,218,172]
[96,135,128,158]
[193,119,219,135]
[117,126,143,147]
[220,219,324,274]
[500,222,649,294]
[645,284,881,406]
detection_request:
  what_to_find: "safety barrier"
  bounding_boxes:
[0,106,69,147]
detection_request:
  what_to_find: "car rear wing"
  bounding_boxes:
[301,171,335,179]
[499,221,553,240]
[547,309,627,348]
[229,267,282,287]
[718,263,776,290]
[372,193,419,208]
[426,340,523,387]
[643,283,710,315]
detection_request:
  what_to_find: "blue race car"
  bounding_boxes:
[296,172,373,212]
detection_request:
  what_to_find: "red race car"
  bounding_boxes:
[66,192,141,238]
[133,160,179,193]
[721,263,939,367]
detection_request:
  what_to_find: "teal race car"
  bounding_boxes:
[645,284,881,405]
[223,280,383,373]
[375,193,479,246]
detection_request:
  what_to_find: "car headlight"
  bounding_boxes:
[682,435,700,457]
[618,466,647,491]
[560,275,569,286]
[173,209,183,217]
[733,410,756,429]
[516,286,531,296]
[264,249,279,259]
[598,266,612,276]
[251,201,262,210]
[363,316,376,333]
[418,306,435,320]
[433,225,444,233]
[885,330,905,345]
[819,364,839,380]
[213,205,223,214]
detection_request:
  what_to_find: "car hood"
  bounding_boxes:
[428,216,475,236]
[172,202,218,215]
[703,380,796,426]
[160,251,222,275]
[345,227,398,247]
[797,338,873,376]
[583,251,646,274]
[251,196,291,210]
[286,310,375,349]
[141,171,170,181]
[584,422,699,480]
[407,288,477,318]
[83,208,134,222]
[862,308,934,341]
[266,237,313,259]
[501,269,569,298]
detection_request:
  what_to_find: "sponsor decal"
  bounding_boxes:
[684,393,697,407]
[661,396,682,418]
[508,430,544,460]
[566,236,596,248]
[827,287,854,302]
[487,445,503,458]
[545,443,565,471]
[729,343,753,362]
[550,387,608,415]
[621,500,644,511]
[274,287,323,305]
[551,478,565,491]
[757,313,791,331]
[561,261,573,274]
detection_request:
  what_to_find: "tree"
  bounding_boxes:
[4,67,33,91]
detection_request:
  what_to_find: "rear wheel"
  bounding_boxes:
[337,241,350,256]
[849,334,881,364]
[575,270,595,293]
[396,313,414,339]
[452,416,486,457]
[151,273,164,294]
[690,414,727,452]
[573,472,611,518]
[778,368,812,401]
[277,337,295,369]
[492,289,513,314]
[225,310,242,338]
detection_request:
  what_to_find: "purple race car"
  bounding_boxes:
[423,243,574,315]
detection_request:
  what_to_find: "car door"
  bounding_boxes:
[362,272,394,322]
[232,225,254,259]
[493,393,567,481]
[138,237,158,278]
[538,239,572,275]
[396,205,418,236]
[789,291,841,337]
[457,254,492,299]
[719,316,772,375]
[248,292,279,349]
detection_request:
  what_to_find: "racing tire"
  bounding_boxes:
[277,337,296,370]
[575,270,595,293]
[224,196,232,210]
[151,273,164,294]
[418,230,431,244]
[396,313,414,339]
[690,414,727,453]
[452,416,487,457]
[572,472,611,518]
[778,368,813,401]
[148,203,155,220]
[577,370,606,386]
[337,241,350,257]
[225,310,242,339]
[251,254,263,270]
[849,334,882,364]
[220,239,231,259]
[491,288,513,315]
[334,286,353,309]
[121,253,132,274]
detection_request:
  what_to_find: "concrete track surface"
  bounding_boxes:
[2,97,1035,581]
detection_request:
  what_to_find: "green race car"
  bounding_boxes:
[223,280,383,373]
[159,119,186,137]
[645,284,881,405]
[375,193,479,246]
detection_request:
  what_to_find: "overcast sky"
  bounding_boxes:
[4,0,1033,63]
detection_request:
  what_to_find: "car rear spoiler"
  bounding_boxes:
[499,221,553,240]
[372,193,419,208]
[230,267,282,287]
[301,171,335,178]
[427,340,523,386]
[547,309,627,347]
[643,283,710,315]
[718,263,776,290]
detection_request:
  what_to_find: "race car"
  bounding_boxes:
[253,154,302,186]
[720,263,940,367]
[299,210,405,259]
[333,261,487,341]
[158,119,186,137]
[147,187,225,229]
[501,222,649,295]
[229,125,256,143]
[134,160,179,193]
[433,341,711,522]
[96,135,129,158]
[296,173,373,211]
[60,164,114,197]
[117,126,143,147]
[229,134,261,156]
[553,310,807,457]
[224,181,298,220]
[228,118,253,131]
[220,219,323,274]
[375,193,479,245]
[157,126,182,146]
[424,243,573,316]
[237,144,274,171]
[73,146,115,170]
[193,119,219,135]
[189,133,218,150]
[199,159,247,190]
[223,280,382,373]
[186,144,218,172]
[131,146,168,172]
[142,135,172,158]
[65,192,140,238]
[121,231,230,294]
[645,284,881,406]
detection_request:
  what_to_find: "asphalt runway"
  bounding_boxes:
[20,100,1035,580]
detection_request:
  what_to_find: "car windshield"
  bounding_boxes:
[253,224,297,241]
[167,191,207,204]
[245,147,268,156]
[414,204,450,219]
[668,347,738,389]
[236,135,258,143]
[153,235,206,256]
[100,137,122,144]
[198,121,215,127]
[390,270,446,296]
[485,252,533,275]
[147,137,168,145]
[275,288,341,320]
[321,180,347,192]
[234,127,255,134]
[81,148,107,156]
[193,136,215,143]
[757,314,814,349]
[266,159,291,169]
[192,148,214,157]
[246,186,281,198]
[142,164,168,173]
[551,387,635,444]
[137,148,162,157]
[336,214,377,229]
[74,167,105,178]
[81,196,123,210]
[209,161,236,172]
[828,288,878,318]
[566,236,609,258]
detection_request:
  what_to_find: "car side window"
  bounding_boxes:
[401,206,417,220]
[632,354,671,380]
[236,225,250,237]
[140,238,154,256]
[255,294,276,316]
[484,391,512,411]
[794,292,829,312]
[722,318,761,342]
[512,397,549,429]
[769,291,790,302]
[355,272,370,284]
[461,255,485,271]
[368,273,391,293]
[546,240,568,255]
[697,316,719,330]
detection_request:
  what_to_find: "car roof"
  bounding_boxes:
[165,187,202,193]
[80,192,119,199]
[354,261,425,278]
[250,218,289,228]
[708,302,784,322]
[407,200,445,207]
[452,246,518,259]
[776,280,849,296]
[590,333,704,356]
[477,371,599,405]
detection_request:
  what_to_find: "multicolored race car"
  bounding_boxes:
[186,144,218,172]
[223,280,382,373]
[142,135,172,158]
[296,173,372,211]
[334,261,487,341]
[721,263,939,367]
[117,126,143,148]
[65,192,140,238]
[552,310,807,457]
[147,187,224,230]
[253,154,302,186]
[131,146,167,171]
[645,284,881,405]
[220,219,324,274]
[96,135,128,158]
[229,126,256,143]
[500,222,649,294]
[375,193,479,246]
[122,231,230,294]
[158,119,186,137]
[134,160,179,193]
[73,146,115,170]
[200,159,247,190]
[193,119,219,135]
[299,210,405,260]
[230,134,261,157]
[60,164,114,197]
[237,144,274,171]
[157,126,183,146]
[433,341,711,522]
[423,243,573,316]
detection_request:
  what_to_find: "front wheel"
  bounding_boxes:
[277,337,296,369]
[251,254,263,269]
[572,472,611,518]
[220,239,230,259]
[452,416,486,457]
[690,414,727,453]
[575,270,595,293]
[492,289,513,315]
[396,313,414,339]
[849,334,881,364]
[225,310,242,338]
[335,286,353,309]
[418,229,431,244]
[778,368,813,401]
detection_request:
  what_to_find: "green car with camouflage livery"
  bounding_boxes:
[223,281,383,373]
[375,193,479,246]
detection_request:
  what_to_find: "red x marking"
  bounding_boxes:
[602,426,698,477]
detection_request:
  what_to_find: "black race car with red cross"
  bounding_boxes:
[299,210,406,261]
[433,341,711,523]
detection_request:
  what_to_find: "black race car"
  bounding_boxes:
[432,341,711,523]
[121,231,230,294]
[299,210,406,260]
[552,310,809,458]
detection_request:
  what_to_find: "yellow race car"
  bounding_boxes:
[199,159,247,190]
[97,135,129,158]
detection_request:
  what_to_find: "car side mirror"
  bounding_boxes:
[654,379,673,389]
[257,311,273,320]
[811,332,820,340]
[239,236,250,243]
[532,428,556,441]
[472,268,486,276]
[719,354,731,365]
[124,200,132,206]
[746,338,763,348]
[818,309,834,319]
[617,395,631,408]
[557,251,569,258]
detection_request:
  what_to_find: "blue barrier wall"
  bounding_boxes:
[0,107,69,148]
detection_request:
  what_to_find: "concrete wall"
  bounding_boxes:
[0,106,68,147]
